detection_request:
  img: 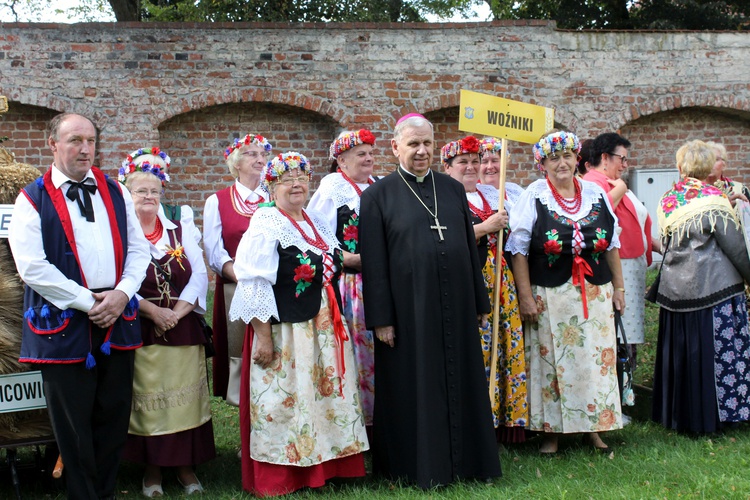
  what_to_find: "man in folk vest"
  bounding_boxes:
[8,113,150,499]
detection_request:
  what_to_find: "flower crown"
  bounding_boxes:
[440,135,481,164]
[532,131,581,171]
[224,134,273,160]
[119,147,171,185]
[262,151,312,193]
[479,137,509,159]
[329,129,376,160]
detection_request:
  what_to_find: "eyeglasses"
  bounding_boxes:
[242,151,268,159]
[277,176,310,186]
[609,152,629,164]
[132,188,163,198]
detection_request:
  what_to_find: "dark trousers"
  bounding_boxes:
[41,328,135,500]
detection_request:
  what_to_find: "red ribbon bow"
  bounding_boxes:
[572,255,594,319]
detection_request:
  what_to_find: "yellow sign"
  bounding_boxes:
[458,90,554,145]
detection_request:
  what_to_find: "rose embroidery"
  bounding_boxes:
[293,253,316,297]
[591,228,608,263]
[342,213,359,252]
[543,229,563,266]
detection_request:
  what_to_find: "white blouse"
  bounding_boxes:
[202,180,267,276]
[228,207,340,324]
[306,172,373,236]
[507,178,620,256]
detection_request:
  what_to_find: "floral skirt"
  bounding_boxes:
[248,293,369,467]
[652,294,750,433]
[526,279,622,434]
[480,252,527,431]
[339,272,374,425]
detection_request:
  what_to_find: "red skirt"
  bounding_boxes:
[239,324,366,497]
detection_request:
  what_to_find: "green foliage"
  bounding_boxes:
[485,0,748,30]
[140,0,476,22]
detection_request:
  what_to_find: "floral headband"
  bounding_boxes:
[262,151,312,193]
[440,135,480,164]
[532,131,581,171]
[479,137,509,159]
[224,134,273,160]
[329,129,376,160]
[119,147,171,185]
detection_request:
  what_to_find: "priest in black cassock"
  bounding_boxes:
[359,114,502,488]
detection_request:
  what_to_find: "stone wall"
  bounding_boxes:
[1,21,749,222]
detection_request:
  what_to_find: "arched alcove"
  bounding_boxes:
[157,102,339,224]
[621,107,750,184]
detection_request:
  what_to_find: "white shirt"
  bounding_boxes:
[307,171,372,236]
[138,207,208,314]
[8,165,151,312]
[203,180,266,276]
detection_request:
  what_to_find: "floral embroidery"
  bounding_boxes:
[164,243,186,270]
[591,228,608,263]
[342,213,359,252]
[293,253,316,297]
[543,229,563,266]
[660,178,726,218]
[550,202,602,227]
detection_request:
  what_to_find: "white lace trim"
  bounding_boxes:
[474,183,500,210]
[505,182,524,207]
[507,178,619,256]
[228,207,340,324]
[313,172,369,215]
[231,277,279,324]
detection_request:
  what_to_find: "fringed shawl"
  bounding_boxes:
[657,177,739,244]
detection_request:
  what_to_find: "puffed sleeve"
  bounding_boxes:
[306,181,338,236]
[202,193,232,275]
[506,186,537,256]
[177,208,208,314]
[228,214,279,324]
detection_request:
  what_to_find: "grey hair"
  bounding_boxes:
[393,116,433,143]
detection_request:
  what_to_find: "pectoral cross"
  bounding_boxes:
[430,217,447,241]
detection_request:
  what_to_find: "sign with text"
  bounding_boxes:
[0,204,12,238]
[0,371,47,414]
[458,90,555,145]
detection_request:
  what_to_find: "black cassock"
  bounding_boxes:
[360,168,502,488]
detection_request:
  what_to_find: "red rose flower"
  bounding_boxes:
[285,443,300,463]
[343,225,358,242]
[543,240,562,255]
[294,264,315,283]
[594,238,609,253]
[151,147,160,155]
[461,136,480,154]
[359,129,376,145]
[685,189,699,200]
[282,396,295,408]
[318,377,334,397]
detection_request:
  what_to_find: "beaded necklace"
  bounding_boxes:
[231,184,265,217]
[547,177,582,214]
[337,168,372,196]
[145,217,163,245]
[276,207,329,251]
[467,190,493,221]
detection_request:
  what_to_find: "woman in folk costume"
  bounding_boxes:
[507,130,625,455]
[229,152,368,497]
[652,140,750,434]
[203,134,272,403]
[120,149,214,496]
[307,128,377,428]
[478,137,524,205]
[442,135,528,443]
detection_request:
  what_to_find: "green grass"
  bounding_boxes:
[7,275,750,498]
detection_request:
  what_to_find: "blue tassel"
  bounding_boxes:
[85,352,96,370]
[40,304,51,318]
[60,309,75,319]
[124,296,140,316]
[100,340,111,355]
[24,308,35,320]
[35,177,44,188]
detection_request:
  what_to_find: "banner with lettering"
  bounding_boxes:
[458,89,555,144]
[0,204,12,238]
[0,371,47,413]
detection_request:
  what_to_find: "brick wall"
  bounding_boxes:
[2,21,750,227]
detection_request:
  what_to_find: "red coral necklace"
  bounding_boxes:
[337,168,372,197]
[277,207,329,251]
[547,178,582,214]
[144,217,163,245]
[467,190,493,221]
[231,184,264,217]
